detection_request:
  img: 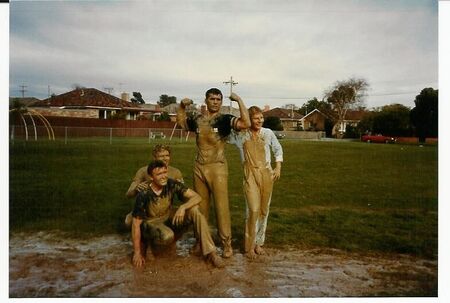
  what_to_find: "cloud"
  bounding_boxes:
[9,0,438,108]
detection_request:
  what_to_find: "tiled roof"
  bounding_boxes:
[262,107,303,119]
[344,110,367,121]
[9,97,41,107]
[33,88,142,110]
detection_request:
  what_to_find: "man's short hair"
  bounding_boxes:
[152,144,171,157]
[147,160,167,175]
[205,88,223,100]
[248,106,263,118]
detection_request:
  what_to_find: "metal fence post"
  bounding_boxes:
[109,128,112,144]
[65,127,68,144]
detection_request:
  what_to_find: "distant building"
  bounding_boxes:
[333,110,368,136]
[30,88,158,120]
[262,107,303,131]
[299,109,329,131]
[9,97,41,108]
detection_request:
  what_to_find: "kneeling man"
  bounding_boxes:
[131,160,224,268]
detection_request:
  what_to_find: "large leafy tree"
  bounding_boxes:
[297,97,332,116]
[263,116,283,131]
[158,94,177,108]
[357,104,413,137]
[410,88,438,143]
[324,78,369,138]
[373,104,412,136]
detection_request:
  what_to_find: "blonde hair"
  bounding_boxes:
[152,144,171,157]
[248,106,263,118]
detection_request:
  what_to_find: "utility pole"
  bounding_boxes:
[48,85,51,98]
[19,84,27,98]
[223,76,238,114]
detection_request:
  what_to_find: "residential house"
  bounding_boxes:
[262,107,303,131]
[299,108,329,131]
[9,97,41,108]
[30,88,157,120]
[333,109,367,136]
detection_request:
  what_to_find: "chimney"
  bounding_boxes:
[121,92,129,102]
[263,105,270,112]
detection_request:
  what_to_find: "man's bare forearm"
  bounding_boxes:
[132,217,143,255]
[181,189,202,210]
[230,93,250,129]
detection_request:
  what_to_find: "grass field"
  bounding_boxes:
[9,138,438,259]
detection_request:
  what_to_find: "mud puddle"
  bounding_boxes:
[9,231,437,297]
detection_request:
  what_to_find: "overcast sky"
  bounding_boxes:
[9,0,438,109]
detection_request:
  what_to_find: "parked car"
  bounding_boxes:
[361,134,396,144]
[274,131,286,139]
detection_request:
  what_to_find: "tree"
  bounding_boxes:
[158,94,177,108]
[357,104,413,137]
[324,78,369,138]
[131,92,145,104]
[263,116,283,131]
[157,111,171,121]
[410,88,438,143]
[297,97,331,116]
[372,104,412,137]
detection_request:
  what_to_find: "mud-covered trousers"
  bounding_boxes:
[243,163,274,253]
[141,205,215,256]
[193,161,232,249]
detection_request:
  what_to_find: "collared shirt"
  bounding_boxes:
[132,179,188,220]
[228,127,283,166]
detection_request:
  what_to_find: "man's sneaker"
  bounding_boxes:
[207,252,224,268]
[222,244,233,258]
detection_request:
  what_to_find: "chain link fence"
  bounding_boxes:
[9,125,192,144]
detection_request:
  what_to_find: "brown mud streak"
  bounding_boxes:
[9,231,437,297]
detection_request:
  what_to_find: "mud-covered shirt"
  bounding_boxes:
[132,179,188,220]
[186,113,239,164]
[126,165,184,198]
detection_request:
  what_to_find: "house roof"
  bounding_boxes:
[344,110,367,121]
[262,107,303,120]
[32,88,146,111]
[9,97,41,107]
[301,108,329,120]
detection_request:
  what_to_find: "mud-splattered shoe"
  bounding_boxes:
[207,251,224,268]
[222,244,233,258]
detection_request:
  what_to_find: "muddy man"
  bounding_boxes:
[177,88,250,258]
[131,160,224,268]
[228,106,283,259]
[124,144,184,227]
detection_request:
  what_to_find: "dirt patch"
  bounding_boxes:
[9,231,437,298]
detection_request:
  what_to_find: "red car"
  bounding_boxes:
[361,134,396,144]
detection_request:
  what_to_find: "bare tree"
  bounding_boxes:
[324,78,369,138]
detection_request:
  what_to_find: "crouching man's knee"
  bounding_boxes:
[156,228,175,246]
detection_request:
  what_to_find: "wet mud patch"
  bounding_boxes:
[9,231,437,297]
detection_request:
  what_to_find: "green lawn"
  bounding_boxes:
[9,138,438,258]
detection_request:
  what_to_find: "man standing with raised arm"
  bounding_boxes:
[177,88,250,258]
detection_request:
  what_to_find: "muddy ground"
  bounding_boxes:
[9,231,437,298]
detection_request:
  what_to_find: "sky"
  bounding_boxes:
[8,0,438,110]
